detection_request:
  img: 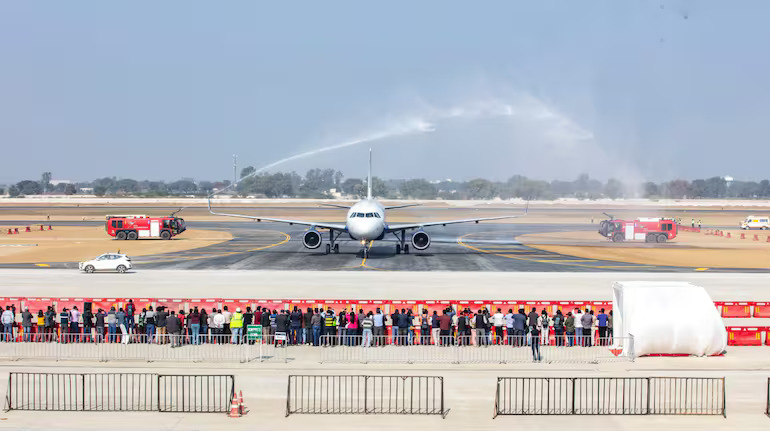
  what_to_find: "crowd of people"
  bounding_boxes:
[1,302,614,356]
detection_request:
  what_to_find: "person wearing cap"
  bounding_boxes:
[230,307,244,344]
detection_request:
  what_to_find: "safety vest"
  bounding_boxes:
[230,312,243,329]
[324,315,336,328]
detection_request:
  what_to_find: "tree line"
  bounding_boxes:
[4,169,770,200]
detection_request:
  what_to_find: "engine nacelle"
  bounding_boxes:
[411,231,431,250]
[302,230,322,249]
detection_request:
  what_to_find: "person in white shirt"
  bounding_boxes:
[538,310,551,345]
[573,308,584,346]
[213,310,226,343]
[492,309,504,344]
[504,309,515,345]
[1,307,14,342]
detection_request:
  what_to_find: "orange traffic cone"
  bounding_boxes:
[754,234,759,241]
[6,229,11,235]
[741,233,746,239]
[766,236,770,243]
[14,228,19,234]
[48,225,52,230]
[25,226,31,232]
[726,232,731,238]
[40,225,44,231]
[228,394,241,418]
[238,390,248,415]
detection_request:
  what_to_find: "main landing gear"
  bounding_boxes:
[324,230,341,255]
[393,230,409,254]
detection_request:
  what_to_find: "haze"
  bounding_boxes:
[1,1,769,184]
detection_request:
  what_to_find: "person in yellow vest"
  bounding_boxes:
[230,308,244,344]
[323,308,337,346]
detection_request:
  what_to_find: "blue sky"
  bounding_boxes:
[1,1,769,184]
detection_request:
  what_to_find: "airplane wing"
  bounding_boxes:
[383,203,421,210]
[319,203,352,209]
[385,214,523,232]
[207,201,347,230]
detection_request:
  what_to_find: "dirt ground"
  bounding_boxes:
[0,226,231,264]
[519,230,770,269]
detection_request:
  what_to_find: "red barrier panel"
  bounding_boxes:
[189,298,220,312]
[222,299,254,313]
[556,301,589,313]
[390,300,419,314]
[423,300,453,316]
[727,326,764,346]
[590,301,613,313]
[155,298,186,313]
[254,299,287,313]
[719,302,752,318]
[23,297,54,313]
[355,300,387,314]
[488,300,518,314]
[754,302,770,318]
[90,298,120,312]
[55,297,89,313]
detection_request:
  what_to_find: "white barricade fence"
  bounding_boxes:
[0,333,287,363]
[320,335,635,364]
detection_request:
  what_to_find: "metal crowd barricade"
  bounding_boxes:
[493,377,726,418]
[319,335,634,364]
[158,375,234,413]
[285,375,446,418]
[4,372,233,413]
[0,333,286,363]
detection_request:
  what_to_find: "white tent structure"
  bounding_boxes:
[613,281,727,357]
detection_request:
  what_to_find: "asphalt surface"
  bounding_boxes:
[1,218,764,272]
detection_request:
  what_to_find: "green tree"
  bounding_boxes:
[240,166,256,179]
[398,179,437,199]
[63,184,77,195]
[604,178,625,199]
[466,178,497,199]
[93,186,107,196]
[40,172,52,194]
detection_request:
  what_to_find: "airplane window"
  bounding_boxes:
[349,213,355,218]
[357,213,365,217]
[374,213,381,218]
[366,213,373,218]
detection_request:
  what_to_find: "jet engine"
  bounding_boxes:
[302,230,322,249]
[411,231,431,250]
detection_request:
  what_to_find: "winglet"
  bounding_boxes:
[367,148,373,200]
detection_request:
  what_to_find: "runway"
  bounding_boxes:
[0,221,720,272]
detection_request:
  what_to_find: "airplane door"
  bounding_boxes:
[150,221,160,237]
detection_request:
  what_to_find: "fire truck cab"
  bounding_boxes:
[105,215,186,240]
[598,217,677,243]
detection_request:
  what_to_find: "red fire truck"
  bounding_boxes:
[598,216,677,243]
[105,215,186,240]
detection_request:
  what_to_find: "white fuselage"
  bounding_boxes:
[345,199,386,242]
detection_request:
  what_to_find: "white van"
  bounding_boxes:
[740,216,770,230]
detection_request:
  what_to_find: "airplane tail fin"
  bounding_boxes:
[367,148,372,200]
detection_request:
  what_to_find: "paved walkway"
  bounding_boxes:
[1,347,769,430]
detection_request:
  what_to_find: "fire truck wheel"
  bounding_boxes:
[116,231,127,240]
[612,233,624,242]
[656,234,667,243]
[127,231,138,240]
[645,234,654,243]
[160,230,171,240]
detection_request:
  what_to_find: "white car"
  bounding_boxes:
[79,253,132,273]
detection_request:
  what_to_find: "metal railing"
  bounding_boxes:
[319,335,634,364]
[766,378,769,417]
[0,334,287,363]
[286,375,446,418]
[493,377,726,418]
[4,372,233,413]
[158,375,234,413]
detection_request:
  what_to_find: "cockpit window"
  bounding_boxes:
[365,213,374,218]
[357,212,365,217]
[374,213,381,218]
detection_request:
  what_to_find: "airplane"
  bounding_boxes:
[208,149,526,257]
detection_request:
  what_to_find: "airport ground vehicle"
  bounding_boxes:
[105,215,186,240]
[598,216,677,243]
[740,216,770,230]
[79,253,132,273]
